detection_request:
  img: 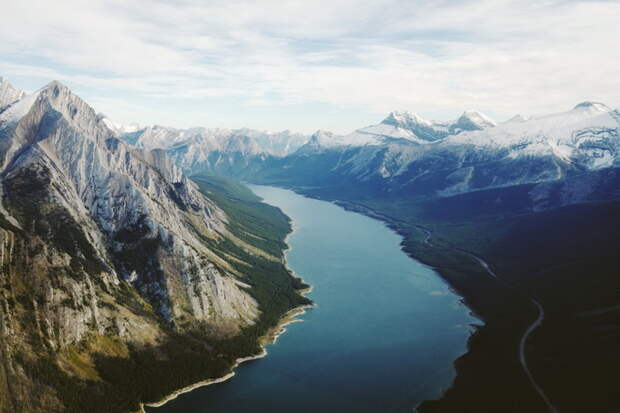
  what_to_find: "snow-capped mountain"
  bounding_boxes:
[112,101,619,203]
[118,124,308,156]
[107,123,309,175]
[243,101,620,202]
[445,101,618,169]
[291,110,498,155]
[109,107,499,175]
[345,109,497,145]
[99,114,141,135]
[294,129,378,154]
[0,77,25,107]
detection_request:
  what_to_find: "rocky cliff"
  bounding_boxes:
[0,78,305,412]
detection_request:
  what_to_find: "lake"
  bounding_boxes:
[148,185,476,413]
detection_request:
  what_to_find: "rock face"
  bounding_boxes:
[0,80,266,411]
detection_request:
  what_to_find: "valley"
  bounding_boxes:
[2,1,619,411]
[147,183,475,413]
[1,75,619,412]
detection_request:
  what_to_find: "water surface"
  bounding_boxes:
[149,185,476,413]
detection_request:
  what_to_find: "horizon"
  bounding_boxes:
[2,75,614,137]
[2,0,619,134]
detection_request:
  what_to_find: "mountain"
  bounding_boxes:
[106,123,308,176]
[109,109,500,176]
[347,109,497,145]
[0,80,308,412]
[113,102,618,205]
[99,115,141,136]
[243,101,619,203]
[1,80,260,328]
[0,77,25,108]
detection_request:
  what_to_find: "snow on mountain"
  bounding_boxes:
[103,122,309,176]
[0,77,25,107]
[344,109,497,145]
[446,101,618,170]
[234,127,308,155]
[451,110,497,133]
[503,114,530,124]
[115,123,308,157]
[99,114,141,135]
[0,88,41,133]
[295,129,382,155]
[260,101,620,201]
[293,109,499,154]
[75,94,619,203]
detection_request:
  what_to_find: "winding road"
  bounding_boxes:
[418,226,559,413]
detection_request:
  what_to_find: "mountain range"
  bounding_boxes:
[2,74,620,412]
[107,94,619,208]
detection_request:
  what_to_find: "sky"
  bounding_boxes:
[1,0,619,134]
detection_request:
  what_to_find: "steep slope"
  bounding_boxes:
[0,81,259,330]
[0,80,309,413]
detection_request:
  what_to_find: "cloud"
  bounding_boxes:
[1,0,618,133]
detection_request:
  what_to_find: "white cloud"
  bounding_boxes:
[1,0,619,133]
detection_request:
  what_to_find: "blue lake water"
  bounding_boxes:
[148,185,476,413]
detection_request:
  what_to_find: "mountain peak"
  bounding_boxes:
[452,110,496,132]
[504,114,529,124]
[460,110,497,127]
[311,129,334,138]
[42,80,74,98]
[45,79,67,89]
[382,111,430,128]
[573,101,610,112]
[0,76,26,108]
[306,130,334,146]
[99,114,142,136]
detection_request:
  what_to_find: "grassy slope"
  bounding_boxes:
[294,183,620,412]
[0,174,309,413]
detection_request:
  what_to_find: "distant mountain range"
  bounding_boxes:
[106,93,619,207]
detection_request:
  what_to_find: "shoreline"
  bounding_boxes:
[138,218,314,412]
[276,190,483,409]
[260,186,480,409]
